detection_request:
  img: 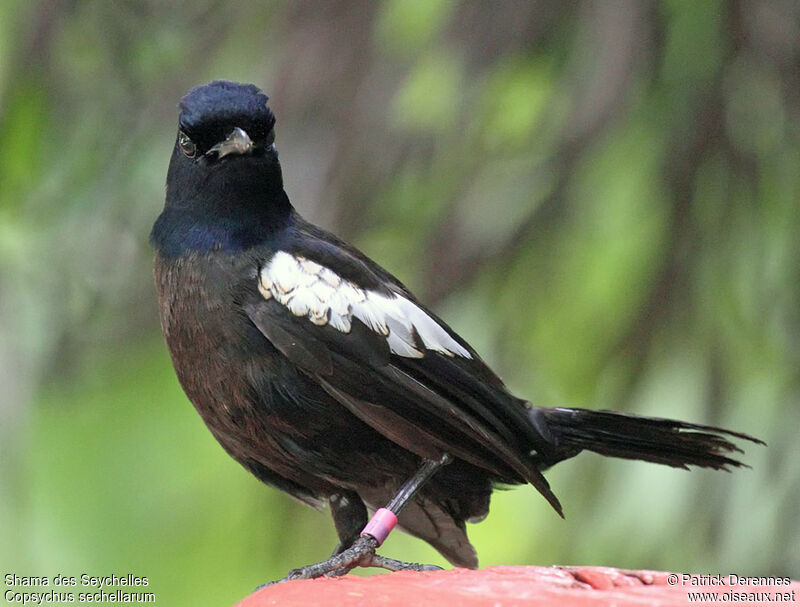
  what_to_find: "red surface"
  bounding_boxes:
[235,566,799,606]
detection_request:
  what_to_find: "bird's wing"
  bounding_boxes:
[242,228,562,514]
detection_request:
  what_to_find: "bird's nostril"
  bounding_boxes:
[206,126,253,158]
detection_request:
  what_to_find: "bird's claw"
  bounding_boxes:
[259,535,441,586]
[285,568,306,580]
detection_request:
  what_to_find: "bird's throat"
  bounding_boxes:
[153,150,293,257]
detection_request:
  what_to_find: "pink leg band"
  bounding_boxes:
[360,507,398,546]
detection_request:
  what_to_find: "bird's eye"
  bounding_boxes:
[178,131,197,158]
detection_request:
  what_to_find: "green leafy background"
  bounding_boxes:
[1,2,798,605]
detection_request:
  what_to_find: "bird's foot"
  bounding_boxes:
[261,535,441,586]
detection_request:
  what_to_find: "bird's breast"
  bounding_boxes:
[154,251,269,440]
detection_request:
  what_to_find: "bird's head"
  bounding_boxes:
[154,81,292,257]
[175,80,277,164]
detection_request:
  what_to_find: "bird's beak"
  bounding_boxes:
[207,127,254,158]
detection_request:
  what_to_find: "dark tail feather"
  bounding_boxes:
[536,407,765,471]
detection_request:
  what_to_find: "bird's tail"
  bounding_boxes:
[532,407,764,470]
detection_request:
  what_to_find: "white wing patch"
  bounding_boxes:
[258,251,472,359]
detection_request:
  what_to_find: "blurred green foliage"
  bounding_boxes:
[1,1,798,605]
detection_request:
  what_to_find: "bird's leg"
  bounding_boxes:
[329,491,368,556]
[385,454,452,512]
[268,454,452,584]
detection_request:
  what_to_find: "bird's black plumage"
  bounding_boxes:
[152,81,762,571]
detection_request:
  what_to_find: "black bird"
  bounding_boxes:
[151,81,762,580]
